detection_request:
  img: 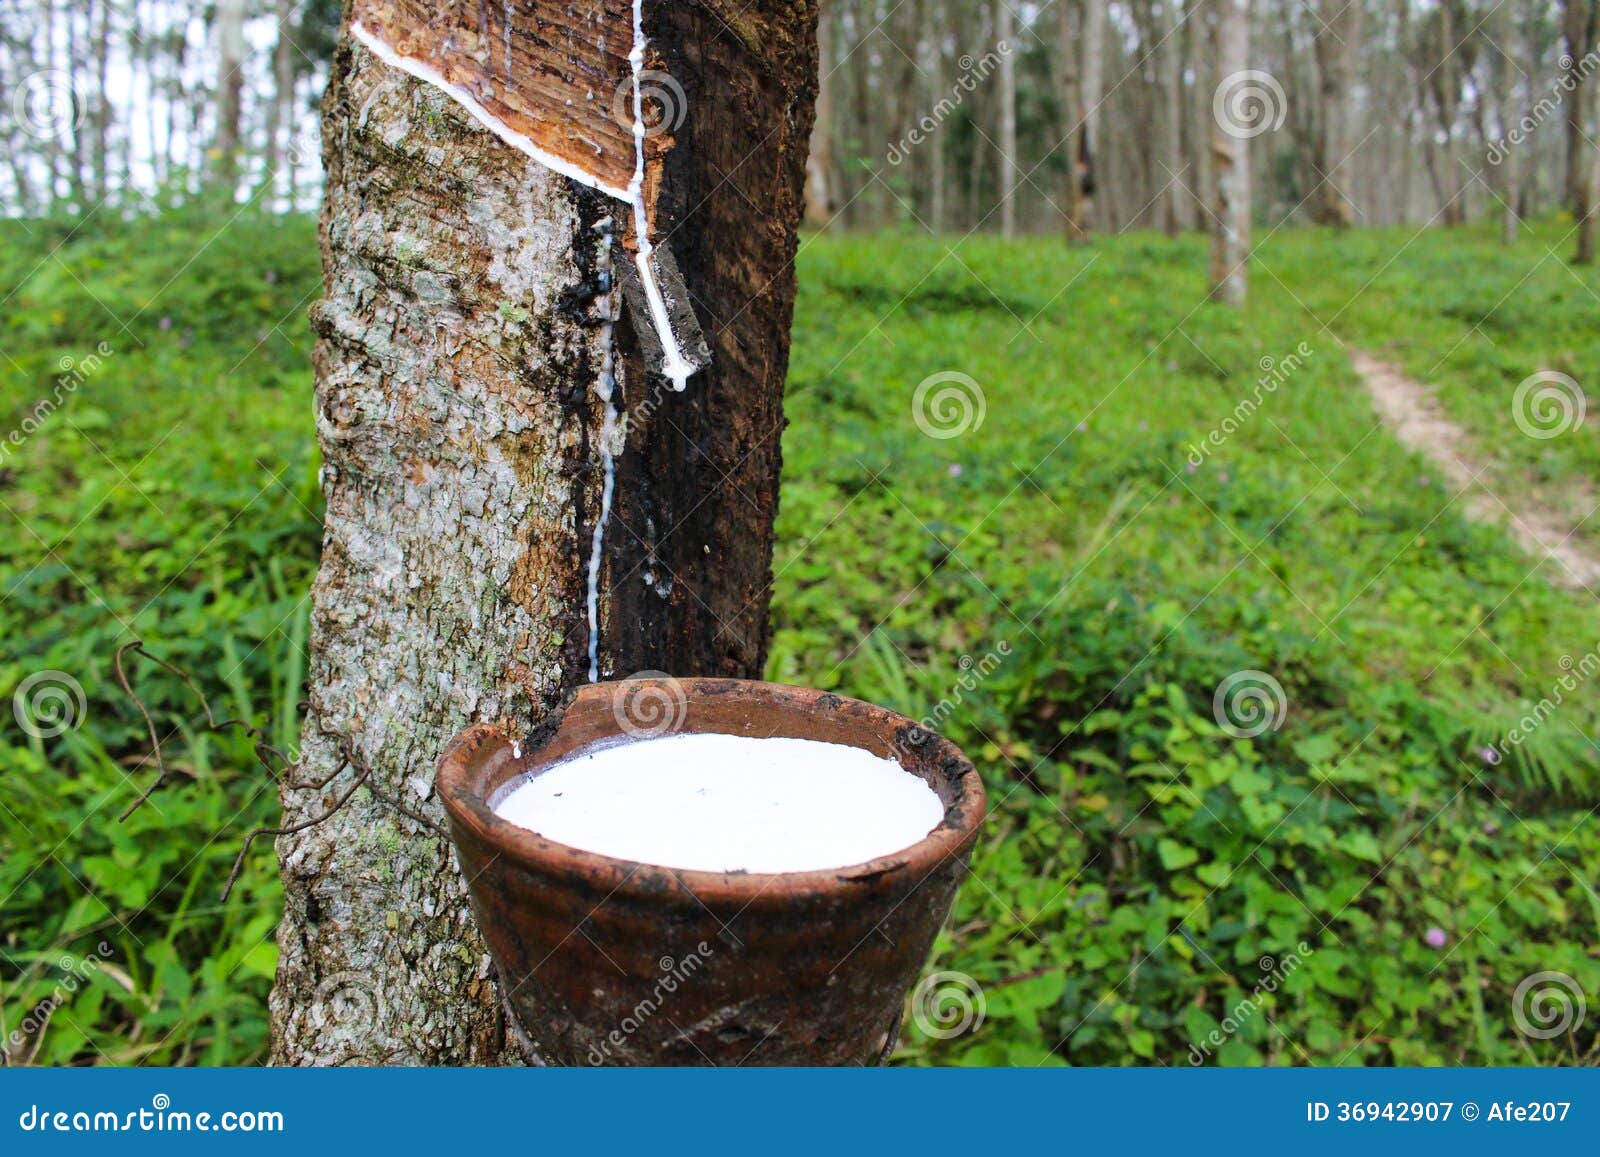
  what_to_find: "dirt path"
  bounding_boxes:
[1349,348,1600,590]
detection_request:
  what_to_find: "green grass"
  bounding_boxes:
[2,208,1596,1066]
[1261,216,1600,542]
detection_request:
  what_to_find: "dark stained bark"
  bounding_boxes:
[606,0,816,679]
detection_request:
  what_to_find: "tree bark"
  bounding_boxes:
[996,0,1018,236]
[263,0,297,205]
[1080,0,1108,231]
[804,0,835,228]
[213,0,246,189]
[1580,71,1599,264]
[1495,0,1523,245]
[1309,0,1359,226]
[270,0,818,1066]
[1162,0,1184,235]
[89,0,111,205]
[1563,0,1598,215]
[1055,0,1088,241]
[1209,0,1249,305]
[1567,0,1599,261]
[926,10,947,233]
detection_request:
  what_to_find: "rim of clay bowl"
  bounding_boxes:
[436,677,986,906]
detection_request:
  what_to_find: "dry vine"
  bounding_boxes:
[113,639,445,900]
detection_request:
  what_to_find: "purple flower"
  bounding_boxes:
[1185,462,1198,474]
[1479,746,1500,765]
[1424,927,1447,949]
[1076,421,1087,433]
[1418,476,1430,487]
[947,463,963,478]
[158,317,172,331]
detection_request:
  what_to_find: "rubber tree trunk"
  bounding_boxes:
[1309,0,1358,227]
[1573,0,1600,263]
[1208,0,1250,305]
[270,0,818,1066]
[1054,0,1088,241]
[1563,0,1597,217]
[804,0,834,229]
[997,0,1018,236]
[1080,0,1108,231]
[213,0,246,188]
[1161,0,1184,236]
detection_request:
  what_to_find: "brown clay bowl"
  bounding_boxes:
[436,677,985,1066]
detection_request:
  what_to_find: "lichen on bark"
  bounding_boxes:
[272,0,818,1065]
[271,34,604,1065]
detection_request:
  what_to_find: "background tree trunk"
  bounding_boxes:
[213,0,246,189]
[264,0,297,205]
[997,0,1018,236]
[270,0,819,1066]
[1580,70,1599,264]
[1563,0,1597,215]
[1309,0,1359,226]
[1080,0,1108,232]
[1055,0,1089,240]
[1162,0,1185,235]
[805,0,835,228]
[1568,0,1599,261]
[1496,0,1523,245]
[1210,0,1250,304]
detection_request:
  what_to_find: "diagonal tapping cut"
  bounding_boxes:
[349,0,700,390]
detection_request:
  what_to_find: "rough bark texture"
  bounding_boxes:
[271,0,818,1066]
